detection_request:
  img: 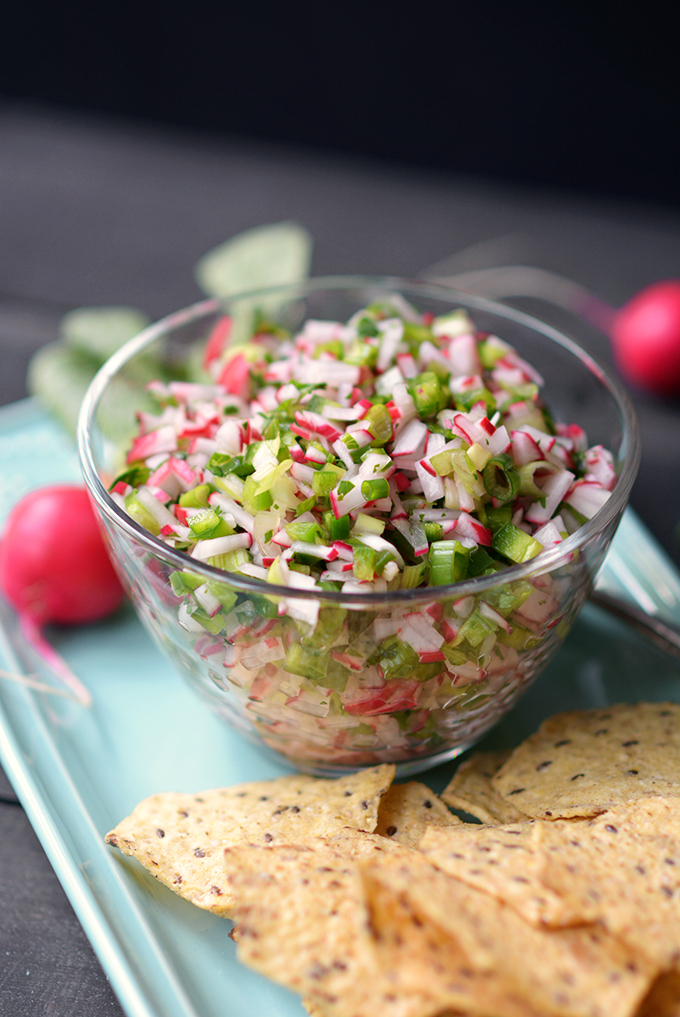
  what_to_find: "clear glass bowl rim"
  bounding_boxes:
[77,275,641,606]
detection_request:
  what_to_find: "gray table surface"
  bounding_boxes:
[0,101,678,1016]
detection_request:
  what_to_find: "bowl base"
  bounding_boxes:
[256,738,480,779]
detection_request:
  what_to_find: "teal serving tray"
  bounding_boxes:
[0,399,678,1017]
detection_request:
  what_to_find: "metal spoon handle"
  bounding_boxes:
[589,590,680,661]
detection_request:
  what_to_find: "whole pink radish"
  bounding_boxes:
[610,280,680,396]
[0,485,125,702]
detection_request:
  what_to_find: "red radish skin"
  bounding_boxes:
[202,314,232,370]
[0,485,124,625]
[0,485,126,704]
[611,280,680,396]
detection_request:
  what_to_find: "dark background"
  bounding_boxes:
[1,0,679,207]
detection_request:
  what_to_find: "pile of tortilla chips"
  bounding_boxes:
[106,702,680,1017]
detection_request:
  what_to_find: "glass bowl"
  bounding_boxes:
[77,277,640,776]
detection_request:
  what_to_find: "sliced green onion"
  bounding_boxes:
[356,316,380,338]
[453,609,497,648]
[378,638,419,681]
[466,443,492,472]
[428,540,470,586]
[365,403,393,445]
[353,513,385,536]
[408,371,447,420]
[482,454,521,502]
[454,386,496,414]
[353,544,378,581]
[400,561,428,589]
[423,521,444,542]
[485,504,513,532]
[518,461,555,499]
[205,581,238,614]
[249,594,278,618]
[361,477,390,501]
[450,451,479,491]
[374,550,395,575]
[124,491,161,535]
[207,452,254,478]
[302,606,346,650]
[243,441,262,465]
[561,502,588,528]
[490,579,535,613]
[429,449,455,476]
[402,320,435,353]
[345,338,378,366]
[442,643,467,665]
[178,483,211,508]
[207,547,251,573]
[185,603,224,635]
[492,522,543,563]
[109,464,150,489]
[478,337,508,369]
[283,643,330,681]
[496,625,542,650]
[242,476,273,513]
[169,570,205,596]
[262,418,279,442]
[467,546,497,576]
[313,339,344,360]
[189,508,233,540]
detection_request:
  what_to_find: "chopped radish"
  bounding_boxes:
[115,293,621,765]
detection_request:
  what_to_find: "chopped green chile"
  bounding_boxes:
[178,484,211,508]
[312,468,342,496]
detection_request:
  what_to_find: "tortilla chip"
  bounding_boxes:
[492,703,680,819]
[442,749,527,824]
[104,764,394,916]
[375,781,462,848]
[361,851,658,1017]
[534,798,680,971]
[302,1000,330,1017]
[420,821,582,926]
[226,834,444,1017]
[362,855,546,1017]
[635,971,680,1017]
[598,795,680,840]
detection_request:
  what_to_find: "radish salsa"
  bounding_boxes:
[111,299,616,763]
